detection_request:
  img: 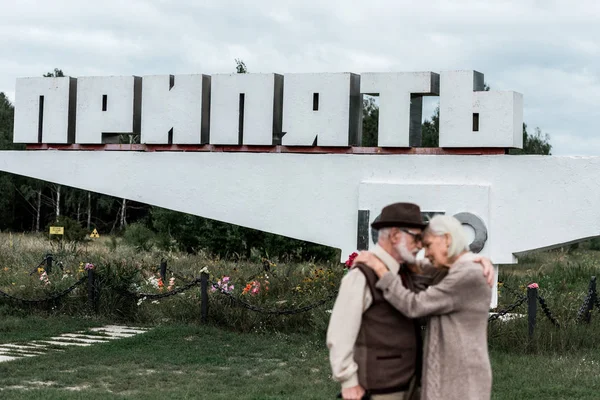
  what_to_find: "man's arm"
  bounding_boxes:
[326,269,369,391]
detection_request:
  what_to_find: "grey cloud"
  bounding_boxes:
[0,0,599,155]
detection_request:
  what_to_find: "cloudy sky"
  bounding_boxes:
[1,0,599,155]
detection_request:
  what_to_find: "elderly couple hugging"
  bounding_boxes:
[327,202,494,400]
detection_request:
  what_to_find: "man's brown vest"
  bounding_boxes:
[353,263,420,394]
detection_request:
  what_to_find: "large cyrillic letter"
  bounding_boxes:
[13,77,76,144]
[439,70,523,148]
[209,73,283,145]
[141,74,211,144]
[282,73,362,146]
[76,76,141,144]
[360,72,439,147]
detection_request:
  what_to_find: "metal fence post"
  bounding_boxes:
[160,259,167,282]
[584,276,597,324]
[201,272,208,323]
[527,286,538,338]
[46,253,53,274]
[87,268,96,313]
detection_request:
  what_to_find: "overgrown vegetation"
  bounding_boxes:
[2,233,600,349]
[0,233,343,333]
[2,235,600,398]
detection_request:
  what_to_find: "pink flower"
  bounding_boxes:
[84,263,94,271]
[229,285,234,291]
[527,283,539,289]
[222,276,230,283]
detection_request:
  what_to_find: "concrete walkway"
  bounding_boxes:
[0,325,149,363]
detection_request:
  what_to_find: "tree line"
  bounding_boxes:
[0,62,551,261]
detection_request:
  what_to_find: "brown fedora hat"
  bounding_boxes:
[371,202,427,230]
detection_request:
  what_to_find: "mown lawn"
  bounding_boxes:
[1,323,599,399]
[0,311,104,343]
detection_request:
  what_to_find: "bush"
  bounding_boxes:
[123,223,155,252]
[45,216,89,244]
[588,237,600,251]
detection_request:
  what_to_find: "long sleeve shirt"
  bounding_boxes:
[326,245,404,388]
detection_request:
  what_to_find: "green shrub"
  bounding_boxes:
[46,216,89,244]
[123,223,155,252]
[588,237,600,251]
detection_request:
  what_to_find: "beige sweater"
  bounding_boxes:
[375,252,492,400]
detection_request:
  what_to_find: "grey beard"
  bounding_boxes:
[395,240,416,264]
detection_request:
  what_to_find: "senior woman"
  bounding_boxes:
[356,214,492,400]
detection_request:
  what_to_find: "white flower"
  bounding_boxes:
[199,267,209,274]
[151,300,160,305]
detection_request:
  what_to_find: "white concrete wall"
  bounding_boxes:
[1,151,598,268]
[13,77,74,144]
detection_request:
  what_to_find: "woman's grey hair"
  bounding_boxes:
[425,215,469,259]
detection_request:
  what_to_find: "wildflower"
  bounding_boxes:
[345,252,359,268]
[3,267,8,272]
[168,277,175,291]
[222,276,230,283]
[37,267,45,274]
[39,271,50,286]
[527,283,539,289]
[84,263,94,271]
[151,300,160,305]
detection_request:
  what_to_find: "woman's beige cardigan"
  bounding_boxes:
[375,252,492,400]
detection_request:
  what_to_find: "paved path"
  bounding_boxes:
[0,325,149,363]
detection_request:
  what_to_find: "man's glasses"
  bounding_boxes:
[399,228,422,243]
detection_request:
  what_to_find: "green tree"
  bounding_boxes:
[509,123,552,155]
[421,105,440,147]
[361,97,378,147]
[235,59,247,74]
[43,68,65,78]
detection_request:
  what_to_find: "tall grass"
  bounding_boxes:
[2,233,600,352]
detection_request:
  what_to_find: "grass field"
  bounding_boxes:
[2,233,600,398]
[0,323,599,399]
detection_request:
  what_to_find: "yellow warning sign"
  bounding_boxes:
[49,226,64,235]
[90,229,100,238]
